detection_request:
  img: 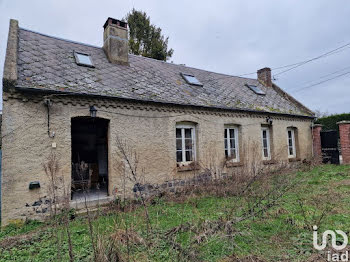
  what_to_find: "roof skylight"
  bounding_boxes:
[74,51,94,67]
[181,73,203,86]
[246,84,265,95]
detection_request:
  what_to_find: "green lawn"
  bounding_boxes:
[1,164,350,261]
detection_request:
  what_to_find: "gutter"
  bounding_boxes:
[12,85,315,120]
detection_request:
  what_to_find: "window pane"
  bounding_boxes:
[185,128,192,138]
[288,138,293,147]
[289,147,293,155]
[176,128,182,138]
[288,130,292,139]
[262,130,267,139]
[263,138,268,148]
[185,139,192,150]
[176,139,182,150]
[230,149,237,159]
[183,74,203,86]
[176,151,182,162]
[264,148,269,158]
[247,84,265,95]
[230,139,235,149]
[185,150,193,161]
[224,129,227,139]
[225,149,228,157]
[76,53,93,66]
[229,129,235,139]
[224,139,228,149]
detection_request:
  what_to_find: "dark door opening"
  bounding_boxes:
[320,130,340,164]
[71,117,109,200]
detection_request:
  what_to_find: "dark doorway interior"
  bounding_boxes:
[71,117,109,200]
[320,130,340,164]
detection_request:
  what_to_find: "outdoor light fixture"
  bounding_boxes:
[266,116,273,125]
[90,106,97,118]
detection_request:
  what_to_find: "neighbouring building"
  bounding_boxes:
[1,18,315,225]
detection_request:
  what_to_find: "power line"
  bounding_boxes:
[205,41,350,83]
[292,70,350,93]
[273,42,350,77]
[288,65,350,89]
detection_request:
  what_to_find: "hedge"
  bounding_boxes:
[315,113,350,131]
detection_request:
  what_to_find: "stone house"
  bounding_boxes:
[1,18,315,225]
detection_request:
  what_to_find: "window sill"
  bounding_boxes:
[226,161,244,168]
[288,157,301,162]
[262,160,276,165]
[177,162,200,172]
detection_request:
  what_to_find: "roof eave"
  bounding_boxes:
[13,85,315,120]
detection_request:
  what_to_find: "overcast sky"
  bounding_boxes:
[0,0,349,114]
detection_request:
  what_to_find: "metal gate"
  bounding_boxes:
[320,130,340,164]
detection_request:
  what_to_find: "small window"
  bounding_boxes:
[181,73,203,86]
[224,127,239,162]
[176,124,196,163]
[287,128,296,158]
[74,51,94,67]
[246,84,265,95]
[261,127,271,160]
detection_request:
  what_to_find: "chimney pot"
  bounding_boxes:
[103,17,129,65]
[257,67,272,87]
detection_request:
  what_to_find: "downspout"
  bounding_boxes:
[44,99,55,138]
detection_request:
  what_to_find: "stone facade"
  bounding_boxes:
[1,90,313,225]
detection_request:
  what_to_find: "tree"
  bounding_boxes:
[125,9,174,61]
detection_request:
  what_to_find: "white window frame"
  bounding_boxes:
[261,127,271,160]
[224,127,239,162]
[176,124,196,164]
[287,128,296,158]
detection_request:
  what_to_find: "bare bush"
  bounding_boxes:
[43,152,74,262]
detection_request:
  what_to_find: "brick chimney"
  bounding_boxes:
[103,17,129,65]
[257,67,272,87]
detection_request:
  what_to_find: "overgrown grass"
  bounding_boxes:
[1,165,350,261]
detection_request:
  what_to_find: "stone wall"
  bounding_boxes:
[1,91,314,225]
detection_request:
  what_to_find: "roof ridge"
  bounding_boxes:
[19,27,102,49]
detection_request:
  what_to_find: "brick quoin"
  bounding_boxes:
[312,124,322,162]
[338,121,350,164]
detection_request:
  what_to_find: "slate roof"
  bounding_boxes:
[15,28,312,117]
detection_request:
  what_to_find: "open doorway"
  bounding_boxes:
[71,117,109,201]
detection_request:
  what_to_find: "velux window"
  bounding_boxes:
[287,128,296,158]
[74,51,94,67]
[261,127,271,160]
[176,124,196,163]
[224,127,239,162]
[246,84,266,95]
[181,73,203,86]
